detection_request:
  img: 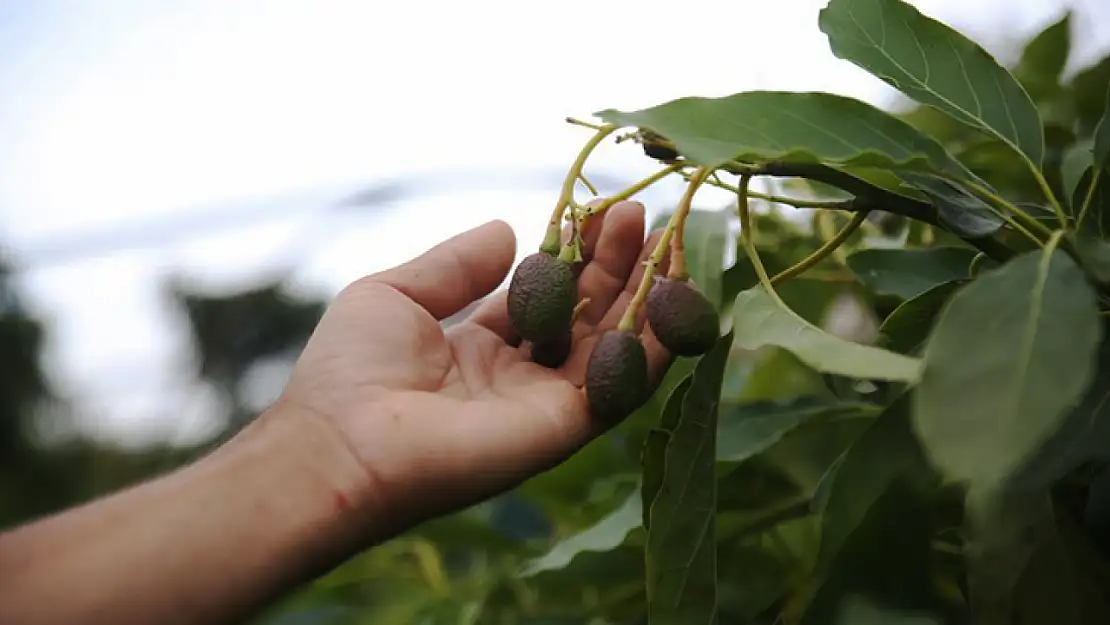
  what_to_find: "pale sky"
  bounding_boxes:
[0,0,1105,447]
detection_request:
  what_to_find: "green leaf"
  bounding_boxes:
[878,280,967,355]
[899,172,1003,237]
[642,377,692,528]
[1094,83,1110,169]
[1011,335,1110,489]
[1073,53,1110,135]
[1013,11,1072,101]
[595,91,970,173]
[813,395,925,574]
[1075,166,1110,238]
[1062,139,1094,212]
[683,209,731,309]
[717,397,880,465]
[913,245,1102,486]
[522,487,642,576]
[819,0,1045,168]
[846,247,977,300]
[732,286,922,382]
[833,596,942,625]
[645,332,732,625]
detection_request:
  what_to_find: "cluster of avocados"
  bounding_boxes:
[506,244,720,423]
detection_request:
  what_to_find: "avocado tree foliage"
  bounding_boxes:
[260,2,1110,624]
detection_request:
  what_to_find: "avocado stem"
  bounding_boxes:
[770,209,870,284]
[542,124,619,255]
[587,164,684,219]
[617,166,713,332]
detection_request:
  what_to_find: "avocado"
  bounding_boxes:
[507,252,577,342]
[585,330,649,422]
[645,277,719,356]
[530,330,573,369]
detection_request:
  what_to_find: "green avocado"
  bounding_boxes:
[645,277,720,356]
[530,330,573,369]
[585,330,649,422]
[507,252,577,343]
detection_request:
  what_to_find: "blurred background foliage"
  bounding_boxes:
[1,5,1109,625]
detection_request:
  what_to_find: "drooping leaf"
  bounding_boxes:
[683,209,731,309]
[1013,11,1072,101]
[594,91,970,173]
[846,247,977,300]
[898,171,1002,238]
[813,395,926,574]
[913,245,1102,486]
[732,287,922,382]
[820,0,1045,168]
[645,332,732,625]
[878,280,967,355]
[717,397,880,465]
[642,377,692,529]
[522,487,643,577]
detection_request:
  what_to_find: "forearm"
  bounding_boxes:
[0,403,376,625]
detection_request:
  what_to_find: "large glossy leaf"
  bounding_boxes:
[683,209,731,309]
[1072,53,1110,135]
[522,487,642,576]
[732,286,922,382]
[645,332,732,625]
[820,0,1045,168]
[595,91,969,173]
[1062,140,1093,212]
[878,280,967,356]
[846,247,977,300]
[717,397,880,465]
[813,395,926,574]
[913,245,1102,486]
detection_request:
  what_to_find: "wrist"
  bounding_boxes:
[216,398,387,548]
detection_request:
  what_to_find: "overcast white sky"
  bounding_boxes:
[1,0,1106,447]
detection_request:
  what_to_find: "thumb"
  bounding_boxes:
[370,219,517,320]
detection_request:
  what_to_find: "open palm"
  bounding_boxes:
[279,201,671,533]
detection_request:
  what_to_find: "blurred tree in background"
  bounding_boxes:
[1,7,1109,625]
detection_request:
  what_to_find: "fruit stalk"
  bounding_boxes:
[586,164,684,219]
[541,124,619,255]
[617,166,712,332]
[770,209,871,284]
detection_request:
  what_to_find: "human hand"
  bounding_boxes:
[273,200,672,537]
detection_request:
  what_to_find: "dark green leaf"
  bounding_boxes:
[820,0,1045,168]
[913,245,1102,486]
[683,209,731,309]
[878,280,967,355]
[645,332,732,625]
[846,247,977,300]
[1011,335,1110,489]
[1075,166,1110,238]
[1062,140,1094,212]
[814,395,925,574]
[898,171,1002,237]
[522,487,643,576]
[833,596,942,625]
[1072,53,1110,135]
[595,91,970,173]
[1013,12,1072,101]
[1095,83,1110,169]
[642,377,692,528]
[717,397,880,465]
[732,286,922,382]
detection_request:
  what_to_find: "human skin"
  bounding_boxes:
[0,200,672,625]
